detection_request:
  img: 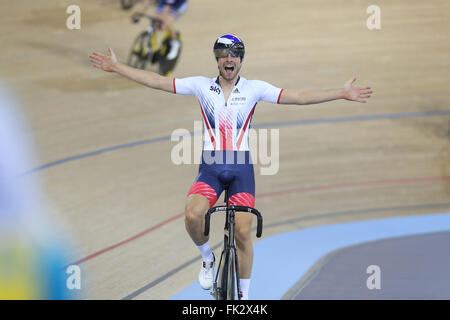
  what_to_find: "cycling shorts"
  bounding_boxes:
[187,151,255,208]
[156,0,188,19]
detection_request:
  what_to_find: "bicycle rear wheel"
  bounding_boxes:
[157,34,182,76]
[158,50,181,76]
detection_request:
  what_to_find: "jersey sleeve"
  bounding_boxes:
[173,76,205,96]
[252,80,284,104]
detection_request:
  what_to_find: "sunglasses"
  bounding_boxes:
[214,48,244,59]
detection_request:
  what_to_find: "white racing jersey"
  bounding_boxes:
[173,76,283,151]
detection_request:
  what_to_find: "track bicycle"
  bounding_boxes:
[204,172,263,300]
[127,13,182,76]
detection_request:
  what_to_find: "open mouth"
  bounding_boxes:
[224,66,234,72]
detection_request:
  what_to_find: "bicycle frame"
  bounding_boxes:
[204,187,263,300]
[128,13,181,75]
[127,15,158,69]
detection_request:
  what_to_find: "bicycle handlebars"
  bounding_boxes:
[204,205,263,238]
[131,12,163,25]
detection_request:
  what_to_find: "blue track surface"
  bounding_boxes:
[170,212,450,300]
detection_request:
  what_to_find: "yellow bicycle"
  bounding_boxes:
[127,13,181,76]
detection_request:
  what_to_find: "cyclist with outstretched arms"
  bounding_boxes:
[89,34,372,300]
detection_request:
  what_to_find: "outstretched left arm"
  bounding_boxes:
[278,77,372,105]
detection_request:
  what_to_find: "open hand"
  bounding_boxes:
[343,77,372,103]
[89,48,118,72]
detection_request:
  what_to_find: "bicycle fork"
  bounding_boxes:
[223,208,242,300]
[213,189,242,300]
[204,189,263,300]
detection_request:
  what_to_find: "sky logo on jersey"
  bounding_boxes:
[210,86,220,95]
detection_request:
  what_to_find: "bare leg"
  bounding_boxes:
[234,212,254,279]
[186,194,216,290]
[184,194,210,246]
[155,6,178,40]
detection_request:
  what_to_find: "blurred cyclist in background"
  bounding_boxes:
[132,0,188,61]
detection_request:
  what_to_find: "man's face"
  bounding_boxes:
[217,54,242,82]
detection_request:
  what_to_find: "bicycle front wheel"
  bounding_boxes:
[127,31,152,70]
[219,248,236,300]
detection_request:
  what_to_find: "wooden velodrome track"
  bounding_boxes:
[1,0,449,299]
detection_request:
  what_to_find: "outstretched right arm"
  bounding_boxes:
[89,48,173,93]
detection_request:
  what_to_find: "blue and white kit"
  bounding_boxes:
[173,75,284,207]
